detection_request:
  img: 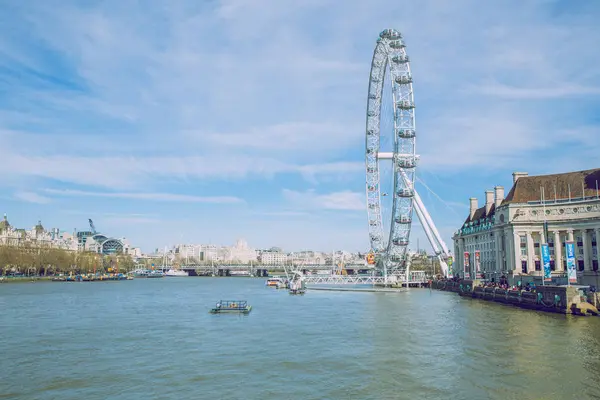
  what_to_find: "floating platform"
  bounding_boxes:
[306,287,407,293]
[209,300,252,314]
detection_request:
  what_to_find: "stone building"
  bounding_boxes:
[452,169,600,286]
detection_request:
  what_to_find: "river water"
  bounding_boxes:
[1,278,600,399]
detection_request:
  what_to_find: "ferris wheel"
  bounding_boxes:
[365,28,417,274]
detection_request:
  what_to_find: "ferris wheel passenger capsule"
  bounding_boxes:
[388,30,401,40]
[380,29,401,40]
[391,55,410,64]
[367,129,376,135]
[397,129,416,138]
[367,111,378,117]
[396,100,415,110]
[389,39,405,49]
[397,188,415,198]
[395,216,412,224]
[397,156,417,168]
[395,74,412,85]
[392,237,409,246]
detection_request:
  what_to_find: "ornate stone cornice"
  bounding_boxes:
[511,202,600,222]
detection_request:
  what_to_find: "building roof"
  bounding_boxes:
[462,203,496,227]
[502,168,600,205]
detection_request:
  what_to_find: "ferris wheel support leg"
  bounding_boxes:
[412,192,449,277]
[405,256,411,288]
[413,190,450,255]
[412,194,441,255]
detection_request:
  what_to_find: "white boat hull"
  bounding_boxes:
[165,269,188,277]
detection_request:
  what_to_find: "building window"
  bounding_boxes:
[550,260,555,271]
[594,260,599,272]
[535,260,541,271]
[578,260,584,271]
[522,260,528,274]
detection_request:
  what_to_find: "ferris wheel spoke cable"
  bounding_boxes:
[415,177,462,219]
[365,29,416,274]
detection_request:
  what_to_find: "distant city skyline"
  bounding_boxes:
[1,1,599,253]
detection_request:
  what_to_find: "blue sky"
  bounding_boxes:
[1,0,599,253]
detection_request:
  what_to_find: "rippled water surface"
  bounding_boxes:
[2,278,600,399]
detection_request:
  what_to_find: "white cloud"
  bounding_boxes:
[103,216,160,225]
[0,152,364,189]
[470,83,600,99]
[14,191,51,204]
[282,189,364,211]
[42,189,243,203]
[187,121,360,154]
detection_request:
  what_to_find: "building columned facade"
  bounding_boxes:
[452,169,600,286]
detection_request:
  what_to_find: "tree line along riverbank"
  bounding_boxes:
[0,244,135,276]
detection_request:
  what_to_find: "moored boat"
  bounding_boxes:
[266,276,286,287]
[165,268,188,277]
[288,272,306,295]
[131,269,164,278]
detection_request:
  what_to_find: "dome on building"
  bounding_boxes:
[0,213,10,232]
[35,220,45,235]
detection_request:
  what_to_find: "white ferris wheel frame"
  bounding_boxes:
[365,28,417,274]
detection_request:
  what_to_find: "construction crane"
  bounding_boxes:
[88,218,97,234]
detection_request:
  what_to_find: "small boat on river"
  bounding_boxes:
[209,300,252,314]
[266,276,285,287]
[165,268,188,277]
[288,271,306,295]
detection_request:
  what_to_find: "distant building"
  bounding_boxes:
[452,169,600,286]
[0,215,77,250]
[259,249,288,265]
[228,239,258,264]
[289,251,326,265]
[0,215,140,256]
[200,245,218,262]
